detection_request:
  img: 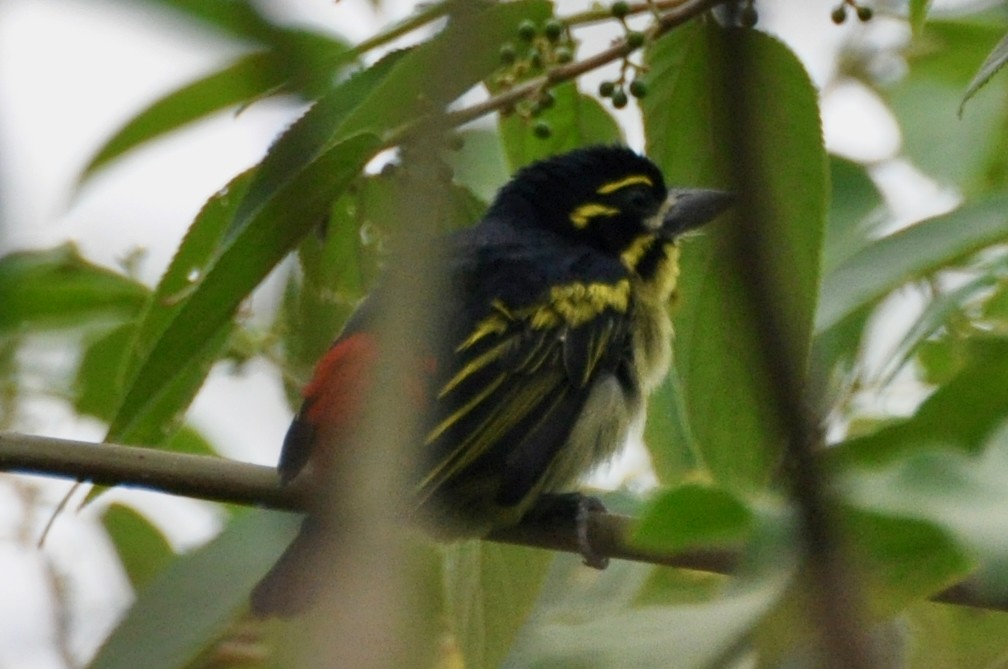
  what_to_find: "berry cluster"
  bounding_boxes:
[493,17,577,139]
[831,0,873,23]
[596,1,651,109]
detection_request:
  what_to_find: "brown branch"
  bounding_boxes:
[1,430,1005,614]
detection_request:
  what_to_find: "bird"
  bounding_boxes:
[250,145,732,616]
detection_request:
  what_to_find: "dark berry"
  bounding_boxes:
[740,4,759,27]
[533,120,552,139]
[599,80,616,97]
[538,90,555,109]
[555,46,573,64]
[499,43,516,65]
[611,88,629,109]
[518,19,537,41]
[831,4,847,23]
[544,19,564,41]
[856,5,873,20]
[628,79,647,98]
[626,31,645,49]
[611,1,630,19]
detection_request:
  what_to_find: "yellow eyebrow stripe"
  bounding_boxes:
[570,203,620,228]
[596,174,653,194]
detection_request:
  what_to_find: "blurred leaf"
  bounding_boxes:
[444,128,510,202]
[843,510,972,617]
[881,271,1000,384]
[829,338,1008,466]
[643,372,702,482]
[634,483,754,553]
[443,542,552,669]
[961,30,1008,115]
[498,83,623,171]
[107,133,379,445]
[822,156,886,276]
[838,424,1008,592]
[816,193,1008,333]
[88,510,299,669]
[0,245,147,333]
[75,324,136,420]
[644,25,827,487]
[888,21,1008,194]
[83,54,289,179]
[101,503,175,591]
[909,0,933,34]
[238,1,548,233]
[122,0,284,43]
[506,569,788,669]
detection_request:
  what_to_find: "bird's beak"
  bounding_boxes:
[657,188,734,238]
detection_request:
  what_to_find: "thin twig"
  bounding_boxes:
[1,431,1006,613]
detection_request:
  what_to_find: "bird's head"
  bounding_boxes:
[489,146,733,272]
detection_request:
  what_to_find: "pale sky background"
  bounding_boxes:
[0,0,968,666]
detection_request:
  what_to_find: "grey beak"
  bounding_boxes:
[661,188,734,238]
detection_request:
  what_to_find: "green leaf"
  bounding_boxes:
[82,54,288,179]
[100,503,175,591]
[634,483,754,553]
[507,568,788,669]
[0,245,148,333]
[909,0,933,34]
[88,509,299,669]
[444,128,510,202]
[117,0,282,43]
[107,133,380,445]
[843,510,972,616]
[822,157,886,276]
[498,83,623,171]
[838,424,1008,591]
[961,30,1008,115]
[644,25,827,487]
[443,542,552,669]
[237,0,549,232]
[816,193,1008,334]
[829,338,1008,467]
[888,21,1008,194]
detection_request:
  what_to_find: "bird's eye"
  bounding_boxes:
[624,188,653,213]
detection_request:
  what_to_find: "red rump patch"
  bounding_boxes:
[303,333,379,431]
[301,333,439,432]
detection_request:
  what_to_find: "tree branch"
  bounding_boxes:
[0,430,1002,614]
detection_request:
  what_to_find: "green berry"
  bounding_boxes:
[611,1,630,19]
[499,43,516,65]
[626,31,645,49]
[831,4,847,23]
[555,46,573,64]
[856,4,873,20]
[611,88,628,109]
[533,120,552,139]
[518,19,537,41]
[544,19,564,42]
[740,4,759,27]
[599,80,616,97]
[528,48,543,69]
[538,90,555,109]
[628,79,647,98]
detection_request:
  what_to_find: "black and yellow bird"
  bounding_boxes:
[251,145,732,616]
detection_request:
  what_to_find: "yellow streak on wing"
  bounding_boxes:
[424,372,507,447]
[596,174,654,194]
[569,203,620,228]
[458,300,512,350]
[438,339,513,399]
[416,371,561,504]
